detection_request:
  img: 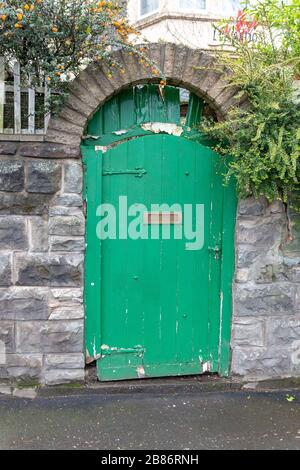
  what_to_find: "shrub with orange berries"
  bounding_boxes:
[0,0,161,115]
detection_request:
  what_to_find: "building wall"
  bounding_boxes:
[0,140,85,385]
[0,44,299,385]
[1,139,299,384]
[233,196,300,379]
[128,0,245,49]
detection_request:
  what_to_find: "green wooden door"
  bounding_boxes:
[82,86,236,381]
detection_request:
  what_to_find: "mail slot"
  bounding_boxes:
[144,212,182,225]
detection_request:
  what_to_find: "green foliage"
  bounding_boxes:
[0,0,144,113]
[202,0,300,201]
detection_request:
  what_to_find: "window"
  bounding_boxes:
[140,0,159,17]
[222,1,247,12]
[178,0,206,11]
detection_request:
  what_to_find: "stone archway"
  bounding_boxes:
[45,43,247,146]
[44,43,247,380]
[1,43,296,385]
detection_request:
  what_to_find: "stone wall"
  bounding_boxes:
[0,43,299,384]
[0,141,85,385]
[232,197,300,379]
[1,140,300,384]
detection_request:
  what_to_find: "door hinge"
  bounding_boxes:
[101,345,145,356]
[102,168,147,178]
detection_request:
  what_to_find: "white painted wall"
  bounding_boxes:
[128,0,247,50]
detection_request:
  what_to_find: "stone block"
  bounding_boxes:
[50,236,85,252]
[238,197,268,217]
[44,368,84,385]
[231,346,292,378]
[0,160,24,192]
[0,216,28,250]
[282,214,300,256]
[0,287,49,320]
[13,388,37,399]
[44,353,84,370]
[51,193,83,207]
[236,217,282,246]
[19,143,81,159]
[235,269,249,283]
[0,253,11,286]
[49,214,85,236]
[266,318,300,348]
[0,321,15,353]
[27,161,62,194]
[232,318,265,347]
[237,244,261,268]
[29,217,48,252]
[64,162,83,194]
[256,263,293,284]
[49,206,83,216]
[0,192,50,216]
[0,142,18,155]
[235,284,296,316]
[0,354,43,382]
[16,320,84,354]
[48,288,83,320]
[15,253,84,287]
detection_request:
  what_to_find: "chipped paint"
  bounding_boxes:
[113,129,128,135]
[137,366,146,379]
[85,344,101,364]
[218,291,224,361]
[83,86,236,381]
[141,122,183,137]
[202,361,211,373]
[95,145,108,153]
[100,345,145,356]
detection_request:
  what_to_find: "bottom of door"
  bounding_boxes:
[97,356,213,382]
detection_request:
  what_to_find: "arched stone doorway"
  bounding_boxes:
[6,43,296,385]
[45,43,247,147]
[43,43,246,382]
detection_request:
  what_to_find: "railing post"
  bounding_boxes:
[13,60,21,134]
[28,75,35,134]
[44,77,50,133]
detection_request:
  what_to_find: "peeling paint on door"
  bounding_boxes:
[141,122,183,136]
[82,85,237,381]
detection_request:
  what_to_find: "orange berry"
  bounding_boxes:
[51,26,58,32]
[17,13,23,21]
[1,14,6,21]
[24,4,30,11]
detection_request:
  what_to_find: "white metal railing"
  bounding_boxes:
[0,57,50,135]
